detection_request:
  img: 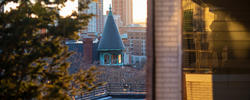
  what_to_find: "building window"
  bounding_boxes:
[104,54,110,64]
[111,55,118,64]
[118,54,122,64]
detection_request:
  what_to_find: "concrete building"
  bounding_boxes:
[96,0,104,33]
[79,0,104,34]
[112,0,133,26]
[131,55,146,68]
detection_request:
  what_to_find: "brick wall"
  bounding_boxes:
[146,0,183,99]
[154,0,182,100]
[83,38,93,64]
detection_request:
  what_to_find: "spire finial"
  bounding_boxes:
[109,4,112,11]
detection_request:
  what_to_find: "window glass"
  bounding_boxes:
[104,54,110,64]
[111,55,118,64]
[118,54,122,64]
[182,0,250,99]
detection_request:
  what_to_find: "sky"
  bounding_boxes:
[5,0,147,24]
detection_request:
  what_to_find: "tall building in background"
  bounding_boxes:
[112,0,133,26]
[96,0,104,33]
[79,0,104,34]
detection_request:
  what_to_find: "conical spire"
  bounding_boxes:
[109,4,112,11]
[98,6,125,51]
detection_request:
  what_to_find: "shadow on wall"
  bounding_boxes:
[209,8,250,74]
[208,6,250,100]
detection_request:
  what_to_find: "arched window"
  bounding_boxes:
[104,54,110,64]
[118,54,122,64]
[111,55,118,64]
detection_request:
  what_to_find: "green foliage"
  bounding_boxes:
[0,0,102,99]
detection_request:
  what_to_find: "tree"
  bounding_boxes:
[0,0,101,99]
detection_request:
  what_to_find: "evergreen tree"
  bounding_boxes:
[0,0,101,99]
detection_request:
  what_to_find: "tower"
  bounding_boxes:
[98,6,125,66]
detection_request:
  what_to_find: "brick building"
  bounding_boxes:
[66,38,95,73]
[120,26,146,56]
[119,25,146,35]
[82,38,93,64]
[112,0,133,26]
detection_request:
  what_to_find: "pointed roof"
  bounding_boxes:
[98,6,125,51]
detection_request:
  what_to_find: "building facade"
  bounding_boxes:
[120,26,146,56]
[96,0,104,33]
[112,0,133,26]
[79,0,104,34]
[127,30,146,56]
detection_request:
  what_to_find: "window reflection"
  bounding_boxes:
[182,0,250,73]
[111,55,118,64]
[104,54,110,64]
[182,0,250,100]
[118,54,122,64]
